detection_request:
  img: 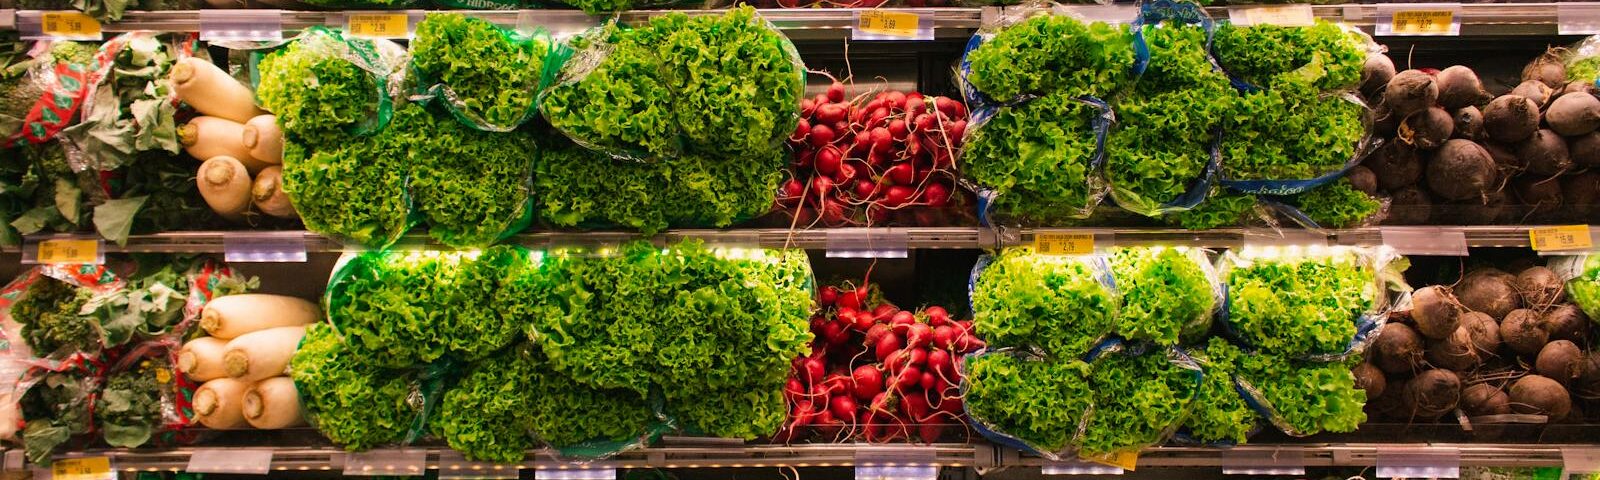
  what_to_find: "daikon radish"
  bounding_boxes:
[171,58,264,123]
[180,117,258,166]
[242,115,283,164]
[198,156,252,221]
[202,294,320,340]
[179,337,229,382]
[251,166,297,219]
[223,325,307,382]
[194,378,250,430]
[244,377,305,429]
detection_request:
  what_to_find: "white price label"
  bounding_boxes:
[1376,3,1462,36]
[1227,4,1315,26]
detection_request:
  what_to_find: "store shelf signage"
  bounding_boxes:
[49,457,113,480]
[1033,232,1095,255]
[23,237,103,265]
[199,9,283,42]
[853,10,934,41]
[1376,447,1460,479]
[1376,3,1461,36]
[1380,227,1469,256]
[346,12,414,39]
[223,232,308,263]
[1226,4,1315,27]
[17,11,101,41]
[186,449,273,475]
[1559,3,1600,34]
[1530,225,1594,252]
[826,228,909,258]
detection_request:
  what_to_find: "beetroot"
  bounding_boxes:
[1570,134,1600,168]
[1542,304,1591,345]
[1512,79,1555,107]
[1509,374,1572,418]
[1401,107,1454,150]
[1387,186,1433,225]
[1536,340,1586,385]
[1485,142,1524,172]
[1426,325,1481,371]
[1459,269,1523,319]
[1562,172,1600,221]
[1515,266,1567,307]
[1437,66,1492,110]
[1523,49,1568,89]
[1372,323,1426,375]
[1366,142,1424,191]
[1502,308,1549,356]
[1565,81,1597,97]
[1483,95,1542,144]
[1452,191,1508,225]
[1362,54,1398,98]
[1353,362,1388,399]
[1452,106,1484,141]
[1427,139,1498,201]
[1460,383,1511,416]
[1517,129,1573,176]
[1546,92,1600,136]
[1402,369,1462,420]
[1460,311,1502,357]
[1513,177,1563,219]
[1412,285,1466,340]
[1384,70,1439,116]
[1347,166,1379,196]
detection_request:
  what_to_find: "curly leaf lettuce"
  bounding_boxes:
[1213,21,1366,92]
[962,93,1105,223]
[1220,77,1366,182]
[971,248,1116,359]
[650,8,803,158]
[1225,249,1378,358]
[1163,187,1257,230]
[963,353,1093,454]
[1107,247,1217,346]
[257,29,398,147]
[1288,177,1380,228]
[1080,349,1200,456]
[965,15,1134,101]
[1237,354,1366,436]
[411,14,550,130]
[291,323,424,451]
[407,110,536,248]
[1182,338,1260,444]
[540,26,681,159]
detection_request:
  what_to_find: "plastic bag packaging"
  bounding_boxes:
[1173,337,1261,446]
[540,7,804,161]
[1232,353,1367,437]
[1553,255,1600,320]
[323,245,528,369]
[1160,186,1264,230]
[95,340,196,449]
[0,265,126,365]
[1106,246,1223,346]
[254,27,407,148]
[1102,0,1227,217]
[968,248,1118,359]
[400,103,538,249]
[409,14,556,132]
[1219,245,1409,361]
[2,41,104,148]
[1212,21,1372,94]
[958,3,1133,106]
[290,322,445,451]
[1077,340,1202,460]
[1561,37,1600,88]
[16,355,105,465]
[960,348,1094,461]
[61,33,197,172]
[959,94,1113,226]
[1260,176,1389,230]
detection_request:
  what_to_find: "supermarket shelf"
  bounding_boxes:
[13,225,1589,254]
[0,3,1595,37]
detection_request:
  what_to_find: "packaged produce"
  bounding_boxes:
[62,33,192,172]
[96,342,194,449]
[1106,247,1221,346]
[1161,187,1259,230]
[962,350,1093,459]
[1236,354,1366,436]
[255,28,406,149]
[1079,342,1202,458]
[16,358,100,464]
[959,6,1134,104]
[1273,176,1385,229]
[290,323,442,451]
[2,40,101,147]
[969,248,1117,359]
[960,93,1111,224]
[1222,245,1405,360]
[410,13,555,131]
[1561,255,1600,320]
[1178,338,1261,445]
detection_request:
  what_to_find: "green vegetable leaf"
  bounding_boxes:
[94,196,147,246]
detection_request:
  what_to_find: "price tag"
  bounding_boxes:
[853,10,933,41]
[1080,451,1138,472]
[1376,4,1461,36]
[1530,225,1594,252]
[186,449,273,475]
[1033,232,1095,255]
[24,238,103,265]
[33,11,101,41]
[51,457,114,480]
[1381,227,1469,256]
[1559,4,1600,35]
[346,12,412,39]
[1226,4,1315,27]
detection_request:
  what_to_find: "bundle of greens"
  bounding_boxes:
[523,347,659,449]
[1181,338,1259,444]
[406,107,536,248]
[1213,21,1366,92]
[961,93,1106,222]
[95,357,168,449]
[112,151,225,241]
[533,136,781,233]
[1,34,44,142]
[1079,348,1201,457]
[85,259,194,347]
[962,353,1093,455]
[1567,255,1600,320]
[1287,177,1381,228]
[542,7,801,161]
[257,29,402,148]
[290,323,426,451]
[20,368,96,464]
[521,240,812,439]
[8,142,97,241]
[963,14,1134,101]
[970,248,1116,359]
[1236,354,1366,436]
[11,276,98,357]
[1162,187,1257,230]
[1220,80,1366,182]
[1225,248,1381,358]
[326,245,525,367]
[1107,247,1217,346]
[410,14,551,131]
[432,347,540,463]
[1105,23,1233,216]
[61,34,184,172]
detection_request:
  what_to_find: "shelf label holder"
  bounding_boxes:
[335,10,423,39]
[535,466,617,480]
[1041,458,1124,475]
[1060,4,1139,25]
[16,10,101,41]
[1032,229,1108,255]
[1376,447,1460,479]
[853,10,934,41]
[826,228,909,258]
[1375,3,1462,36]
[23,236,104,265]
[1559,3,1600,34]
[224,232,309,263]
[186,448,273,475]
[47,456,114,480]
[1,9,15,30]
[342,449,426,477]
[1221,448,1306,476]
[1242,228,1328,249]
[1380,226,1469,256]
[856,448,938,480]
[1530,225,1595,253]
[436,452,517,479]
[1226,4,1315,26]
[199,9,284,42]
[1563,447,1600,476]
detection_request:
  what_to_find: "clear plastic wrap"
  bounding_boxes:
[0,264,126,365]
[1558,36,1600,87]
[958,3,1133,106]
[1553,255,1600,320]
[1106,246,1223,346]
[290,322,444,451]
[95,341,194,449]
[1219,245,1409,361]
[1077,340,1202,460]
[1173,337,1261,446]
[968,248,1118,359]
[409,14,556,132]
[1,41,103,148]
[1232,353,1367,437]
[959,94,1113,226]
[254,27,407,147]
[61,33,195,172]
[16,356,102,464]
[1262,176,1389,230]
[960,348,1093,460]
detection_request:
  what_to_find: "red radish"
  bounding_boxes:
[871,127,893,153]
[931,325,956,350]
[935,97,962,118]
[816,146,842,175]
[901,389,931,421]
[854,179,876,199]
[875,304,900,321]
[947,120,967,139]
[802,356,825,385]
[800,98,816,117]
[918,423,944,443]
[785,377,807,400]
[827,82,846,103]
[809,124,836,147]
[927,348,953,377]
[924,306,950,326]
[923,183,951,208]
[781,178,805,198]
[812,93,829,106]
[810,175,835,201]
[791,118,811,142]
[883,186,915,207]
[866,324,892,345]
[896,366,922,390]
[890,310,914,325]
[886,91,906,110]
[840,289,867,311]
[909,347,928,367]
[852,365,884,400]
[852,309,875,332]
[891,312,916,335]
[920,371,937,390]
[824,322,849,346]
[886,163,914,185]
[875,334,902,362]
[907,323,933,348]
[830,394,858,422]
[819,198,847,225]
[819,286,839,307]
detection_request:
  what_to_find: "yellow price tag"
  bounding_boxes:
[1081,451,1139,471]
[1033,232,1094,255]
[52,457,113,480]
[857,10,921,38]
[40,11,101,39]
[37,239,99,264]
[1391,9,1455,34]
[1530,225,1594,251]
[346,13,409,39]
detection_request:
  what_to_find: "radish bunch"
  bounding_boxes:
[773,283,985,444]
[777,81,967,227]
